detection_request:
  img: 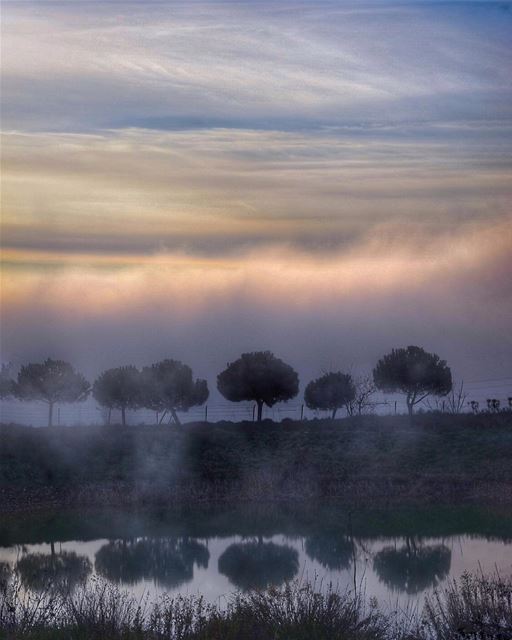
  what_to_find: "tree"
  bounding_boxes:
[218,541,299,590]
[16,551,91,593]
[0,562,10,589]
[140,359,209,425]
[217,351,299,421]
[304,371,355,419]
[305,533,355,570]
[0,363,16,399]
[16,359,90,427]
[346,374,378,416]
[373,538,451,594]
[92,365,141,425]
[373,346,452,417]
[95,537,209,588]
[446,380,467,414]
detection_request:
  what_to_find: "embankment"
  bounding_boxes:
[1,413,511,511]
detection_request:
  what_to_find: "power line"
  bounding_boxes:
[464,376,512,384]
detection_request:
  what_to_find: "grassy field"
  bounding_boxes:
[1,413,511,509]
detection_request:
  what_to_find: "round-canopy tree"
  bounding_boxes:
[217,351,299,421]
[0,364,15,399]
[305,533,355,571]
[373,345,452,416]
[218,541,299,590]
[95,537,209,588]
[92,365,141,425]
[16,358,90,427]
[304,371,356,419]
[16,551,92,593]
[373,539,451,595]
[140,359,208,425]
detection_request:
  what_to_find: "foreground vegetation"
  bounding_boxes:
[1,413,511,510]
[0,571,511,639]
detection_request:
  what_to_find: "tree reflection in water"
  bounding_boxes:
[305,533,355,570]
[0,562,11,588]
[95,537,210,588]
[373,537,451,594]
[218,540,299,590]
[16,551,92,592]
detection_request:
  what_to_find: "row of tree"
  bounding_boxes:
[5,533,449,596]
[0,345,453,426]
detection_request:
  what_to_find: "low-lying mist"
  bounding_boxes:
[1,219,510,390]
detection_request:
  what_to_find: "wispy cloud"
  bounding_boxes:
[1,217,510,382]
[2,2,511,131]
[2,127,510,257]
[1,1,511,381]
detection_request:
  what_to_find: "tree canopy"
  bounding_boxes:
[217,351,299,421]
[305,533,354,570]
[95,537,209,588]
[140,359,209,425]
[304,371,356,419]
[218,541,299,590]
[92,365,141,425]
[373,346,452,416]
[373,539,451,594]
[16,358,90,426]
[16,551,92,593]
[0,364,15,399]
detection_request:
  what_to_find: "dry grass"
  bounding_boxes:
[2,567,511,639]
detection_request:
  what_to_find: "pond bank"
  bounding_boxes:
[2,477,512,515]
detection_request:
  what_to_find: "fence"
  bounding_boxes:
[1,380,511,427]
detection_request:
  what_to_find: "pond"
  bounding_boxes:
[1,503,511,611]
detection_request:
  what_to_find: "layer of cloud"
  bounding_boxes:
[2,126,510,257]
[1,1,511,387]
[2,1,511,132]
[2,217,511,386]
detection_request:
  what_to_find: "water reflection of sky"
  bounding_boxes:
[1,534,511,612]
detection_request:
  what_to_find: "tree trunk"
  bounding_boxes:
[257,400,264,422]
[107,408,111,425]
[170,407,181,426]
[48,402,54,427]
[406,391,416,420]
[121,406,126,426]
[159,410,168,424]
[406,398,414,427]
[332,408,337,419]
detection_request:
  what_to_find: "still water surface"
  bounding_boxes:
[1,504,511,611]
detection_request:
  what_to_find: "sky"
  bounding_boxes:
[1,0,511,407]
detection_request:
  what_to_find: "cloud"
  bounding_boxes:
[2,127,510,258]
[1,216,511,385]
[2,1,511,132]
[1,1,511,387]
